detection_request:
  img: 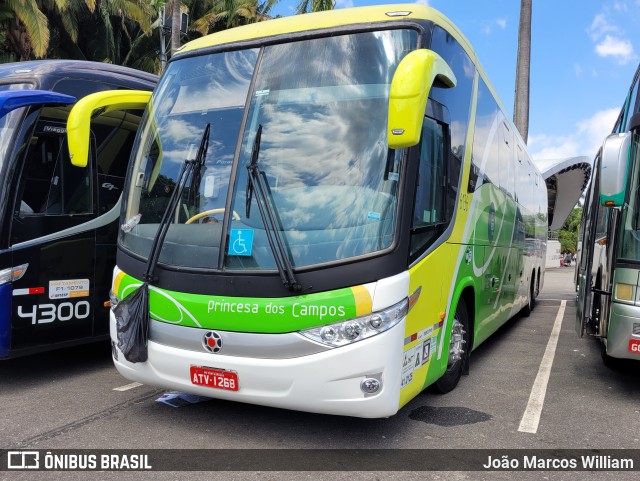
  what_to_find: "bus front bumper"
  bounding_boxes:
[607,302,640,360]
[110,312,406,418]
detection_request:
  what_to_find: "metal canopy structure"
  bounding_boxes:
[539,156,592,231]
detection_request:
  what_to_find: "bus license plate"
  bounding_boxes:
[190,366,239,391]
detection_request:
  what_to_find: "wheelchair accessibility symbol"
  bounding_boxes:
[228,229,254,256]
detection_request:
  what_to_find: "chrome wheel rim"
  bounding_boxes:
[447,318,467,368]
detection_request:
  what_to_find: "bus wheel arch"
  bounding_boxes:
[432,287,474,393]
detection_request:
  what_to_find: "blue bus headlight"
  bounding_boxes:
[299,298,408,348]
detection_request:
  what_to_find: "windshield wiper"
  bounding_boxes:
[113,124,210,364]
[144,124,211,282]
[245,124,261,219]
[188,123,210,207]
[245,125,304,292]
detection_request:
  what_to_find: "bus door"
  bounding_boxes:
[576,155,600,336]
[9,111,97,353]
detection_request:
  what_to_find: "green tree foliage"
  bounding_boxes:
[190,0,279,36]
[558,207,582,254]
[0,0,291,73]
[1,0,49,59]
[0,0,154,62]
[295,0,334,14]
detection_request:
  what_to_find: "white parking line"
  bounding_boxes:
[113,382,143,392]
[518,300,566,434]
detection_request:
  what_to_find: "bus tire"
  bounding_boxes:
[523,276,535,317]
[433,301,469,394]
[530,272,536,311]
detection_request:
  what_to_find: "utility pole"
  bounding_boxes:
[514,0,532,144]
[159,17,168,72]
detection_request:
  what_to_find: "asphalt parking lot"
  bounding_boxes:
[1,267,639,481]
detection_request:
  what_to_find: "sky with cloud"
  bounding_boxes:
[272,0,640,166]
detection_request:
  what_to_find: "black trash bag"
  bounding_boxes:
[114,282,150,363]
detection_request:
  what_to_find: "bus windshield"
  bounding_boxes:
[617,134,640,262]
[122,29,418,270]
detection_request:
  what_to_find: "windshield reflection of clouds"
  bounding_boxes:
[126,48,258,253]
[229,30,417,269]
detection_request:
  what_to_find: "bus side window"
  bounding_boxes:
[623,77,640,131]
[500,122,515,199]
[429,25,473,197]
[468,77,499,193]
[17,118,93,216]
[410,117,448,259]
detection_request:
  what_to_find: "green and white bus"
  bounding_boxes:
[576,60,640,364]
[67,4,547,417]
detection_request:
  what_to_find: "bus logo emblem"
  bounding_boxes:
[202,331,223,353]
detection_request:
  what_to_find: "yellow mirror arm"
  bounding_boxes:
[388,50,456,149]
[67,90,152,167]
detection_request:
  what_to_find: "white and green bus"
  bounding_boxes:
[576,60,640,364]
[67,4,547,417]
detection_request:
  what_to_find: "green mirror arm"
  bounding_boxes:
[67,90,152,167]
[388,49,456,149]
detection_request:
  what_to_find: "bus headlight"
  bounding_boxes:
[299,298,408,348]
[615,282,635,302]
[0,264,28,286]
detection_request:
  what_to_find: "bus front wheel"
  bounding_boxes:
[433,301,469,394]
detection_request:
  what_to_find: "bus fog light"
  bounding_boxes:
[299,298,408,348]
[360,378,381,394]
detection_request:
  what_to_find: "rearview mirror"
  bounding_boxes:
[387,49,456,149]
[67,90,152,167]
[600,132,631,207]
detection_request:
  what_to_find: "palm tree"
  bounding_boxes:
[295,0,334,14]
[513,0,532,143]
[190,0,278,36]
[41,0,94,48]
[1,0,49,59]
[47,0,154,63]
[124,0,165,73]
